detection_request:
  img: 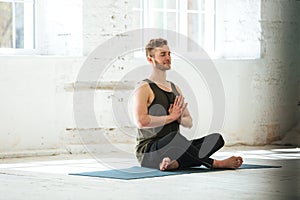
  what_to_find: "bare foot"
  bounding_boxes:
[213,156,243,169]
[159,157,179,171]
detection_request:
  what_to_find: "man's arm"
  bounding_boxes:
[133,82,182,129]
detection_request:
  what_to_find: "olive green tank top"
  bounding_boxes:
[135,79,180,163]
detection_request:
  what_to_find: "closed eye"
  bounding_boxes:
[160,52,171,57]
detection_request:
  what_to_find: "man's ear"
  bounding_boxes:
[147,55,154,63]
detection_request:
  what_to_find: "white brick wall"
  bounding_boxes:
[0,0,299,157]
[36,0,83,55]
[216,0,261,59]
[82,0,135,56]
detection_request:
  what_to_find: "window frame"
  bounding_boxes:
[0,0,36,55]
[133,0,216,57]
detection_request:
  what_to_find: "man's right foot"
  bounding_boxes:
[213,156,243,169]
[159,157,179,171]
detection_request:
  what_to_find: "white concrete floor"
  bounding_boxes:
[0,145,299,200]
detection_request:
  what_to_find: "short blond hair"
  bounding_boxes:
[145,38,168,57]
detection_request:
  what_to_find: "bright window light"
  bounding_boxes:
[0,0,35,53]
[133,0,216,57]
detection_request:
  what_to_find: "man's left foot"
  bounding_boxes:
[213,156,243,169]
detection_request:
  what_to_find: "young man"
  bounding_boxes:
[133,38,243,171]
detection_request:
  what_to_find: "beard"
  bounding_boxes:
[154,60,171,71]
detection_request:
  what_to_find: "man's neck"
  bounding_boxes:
[149,70,167,84]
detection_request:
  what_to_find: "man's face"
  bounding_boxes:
[151,45,171,71]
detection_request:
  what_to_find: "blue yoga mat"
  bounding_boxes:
[69,164,281,180]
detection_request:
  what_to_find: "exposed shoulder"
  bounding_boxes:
[134,80,151,95]
[134,80,154,107]
[135,80,150,89]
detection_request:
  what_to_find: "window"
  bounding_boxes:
[0,0,82,56]
[134,0,216,55]
[0,0,35,52]
[134,0,261,59]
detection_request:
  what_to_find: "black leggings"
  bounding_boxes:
[141,132,225,169]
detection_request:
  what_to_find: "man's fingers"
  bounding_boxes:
[173,96,178,106]
[177,96,182,106]
[175,95,185,107]
[179,96,185,108]
[168,104,174,113]
[182,103,188,111]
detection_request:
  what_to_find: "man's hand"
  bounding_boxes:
[168,96,187,122]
